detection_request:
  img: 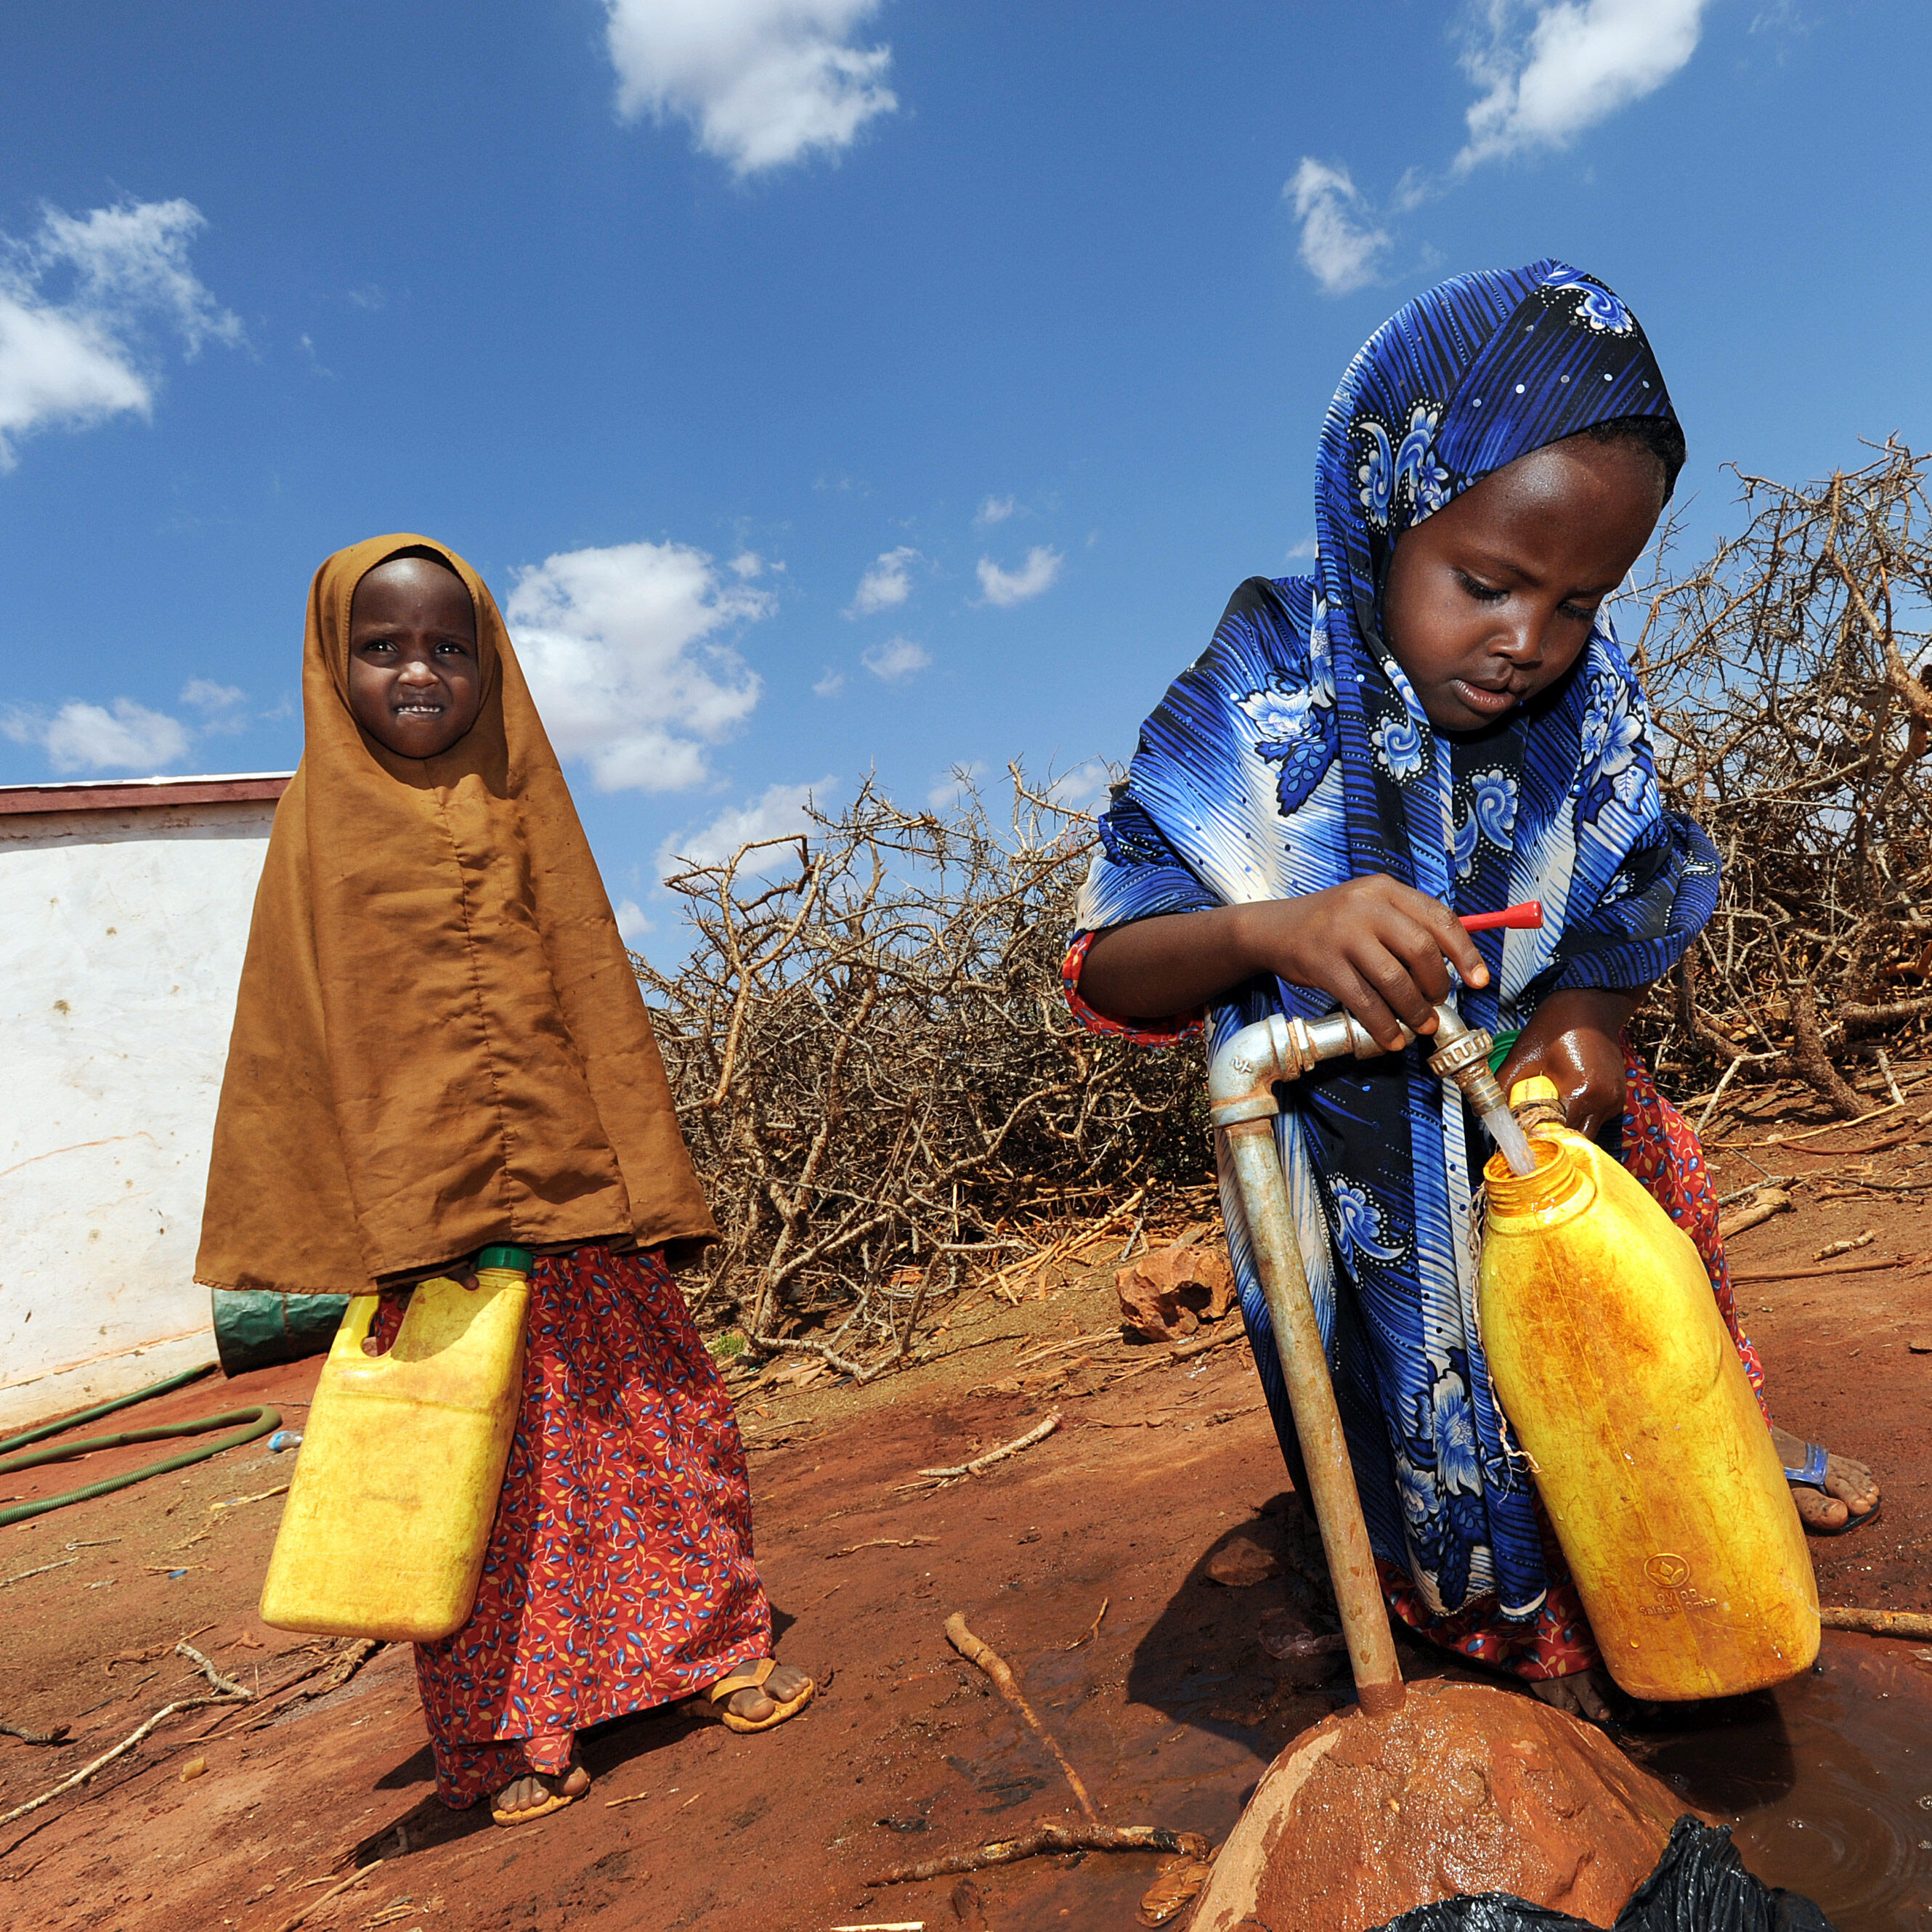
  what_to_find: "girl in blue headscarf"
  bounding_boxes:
[1068,262,1878,1719]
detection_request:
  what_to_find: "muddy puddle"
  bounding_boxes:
[1628,1631,1932,1931]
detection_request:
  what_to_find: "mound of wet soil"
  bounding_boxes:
[1194,1679,1687,1932]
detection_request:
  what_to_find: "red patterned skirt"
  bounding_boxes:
[1382,1049,1771,1682]
[371,1245,771,1806]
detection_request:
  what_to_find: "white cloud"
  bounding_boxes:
[657,775,838,875]
[180,678,245,712]
[612,898,654,944]
[1456,0,1708,171]
[847,544,918,616]
[813,666,845,697]
[975,546,1063,609]
[604,0,898,176]
[1285,533,1317,562]
[0,198,240,466]
[926,760,988,811]
[975,494,1016,527]
[4,697,191,774]
[860,634,930,681]
[506,538,773,792]
[1286,159,1390,297]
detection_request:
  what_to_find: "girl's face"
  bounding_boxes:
[1380,436,1665,734]
[346,557,482,758]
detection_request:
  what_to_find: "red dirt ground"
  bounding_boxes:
[4,1105,1930,1932]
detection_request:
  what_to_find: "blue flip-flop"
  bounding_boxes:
[1783,1440,1880,1536]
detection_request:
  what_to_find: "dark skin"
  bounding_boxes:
[346,555,485,760]
[345,561,806,1785]
[1081,434,1875,1718]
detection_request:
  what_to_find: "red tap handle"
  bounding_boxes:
[1458,900,1543,933]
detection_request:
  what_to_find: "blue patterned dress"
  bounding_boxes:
[1068,262,1721,1645]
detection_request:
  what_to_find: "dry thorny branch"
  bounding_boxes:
[638,447,1932,1368]
[637,768,1210,1371]
[1628,439,1932,1113]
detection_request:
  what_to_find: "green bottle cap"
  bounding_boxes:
[476,1244,535,1274]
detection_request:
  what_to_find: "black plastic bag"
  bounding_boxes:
[1374,1819,1835,1932]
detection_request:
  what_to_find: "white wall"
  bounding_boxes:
[0,797,277,1430]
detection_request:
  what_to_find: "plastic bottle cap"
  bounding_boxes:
[476,1244,535,1273]
[1509,1074,1561,1108]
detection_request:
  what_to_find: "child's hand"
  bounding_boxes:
[1079,876,1487,1049]
[1494,989,1643,1140]
[1243,877,1490,1052]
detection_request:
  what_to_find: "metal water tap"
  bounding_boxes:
[1204,899,1540,1132]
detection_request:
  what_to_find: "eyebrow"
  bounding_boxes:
[1458,548,1619,598]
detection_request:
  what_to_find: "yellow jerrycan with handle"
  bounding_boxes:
[1478,1079,1817,1700]
[260,1246,532,1643]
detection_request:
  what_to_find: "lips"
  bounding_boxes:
[1450,678,1522,718]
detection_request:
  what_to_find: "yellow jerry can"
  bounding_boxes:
[1479,1081,1818,1700]
[259,1246,532,1643]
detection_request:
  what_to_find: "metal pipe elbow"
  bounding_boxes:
[1206,1007,1413,1128]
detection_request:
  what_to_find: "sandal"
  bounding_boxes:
[1784,1440,1880,1537]
[490,1764,585,1827]
[697,1657,815,1734]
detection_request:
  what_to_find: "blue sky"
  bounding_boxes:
[3,1,1927,937]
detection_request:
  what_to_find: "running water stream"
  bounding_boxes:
[1481,1101,1539,1178]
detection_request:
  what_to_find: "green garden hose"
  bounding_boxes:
[0,1365,281,1528]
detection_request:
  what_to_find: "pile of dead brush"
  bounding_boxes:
[637,769,1212,1374]
[1630,440,1932,1115]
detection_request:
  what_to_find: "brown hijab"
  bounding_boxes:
[196,534,717,1296]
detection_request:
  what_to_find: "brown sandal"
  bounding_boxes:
[697,1657,815,1734]
[490,1763,586,1827]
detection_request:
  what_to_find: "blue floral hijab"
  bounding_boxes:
[1077,262,1720,1619]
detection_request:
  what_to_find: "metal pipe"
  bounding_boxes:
[1205,992,1509,1718]
[1222,1119,1404,1714]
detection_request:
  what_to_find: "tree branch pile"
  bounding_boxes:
[1629,441,1932,1114]
[637,769,1210,1365]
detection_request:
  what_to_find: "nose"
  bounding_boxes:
[1493,609,1546,669]
[396,652,439,685]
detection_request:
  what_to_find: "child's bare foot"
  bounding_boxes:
[1529,1668,1618,1726]
[1771,1426,1880,1533]
[492,1761,589,1826]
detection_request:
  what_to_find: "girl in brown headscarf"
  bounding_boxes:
[198,535,813,1825]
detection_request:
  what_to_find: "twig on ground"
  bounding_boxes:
[827,1536,940,1559]
[1716,1188,1793,1241]
[1814,1230,1875,1262]
[0,1719,68,1745]
[245,1639,382,1730]
[943,1612,1097,1823]
[1753,1094,1925,1146]
[272,1859,381,1932]
[209,1483,290,1512]
[905,1413,1061,1489]
[1729,1256,1912,1286]
[1064,1597,1109,1650]
[1169,1323,1246,1363]
[0,1641,253,1828]
[1820,1606,1932,1639]
[0,1557,78,1589]
[1877,1050,1906,1108]
[604,1791,652,1809]
[1010,1328,1124,1371]
[868,1822,1211,1886]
